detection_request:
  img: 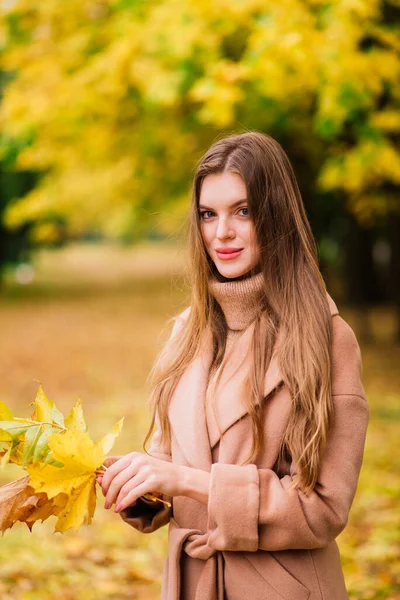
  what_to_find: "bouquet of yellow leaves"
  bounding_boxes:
[0,385,168,534]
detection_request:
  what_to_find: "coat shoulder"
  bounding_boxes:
[176,306,191,322]
[331,314,366,399]
[170,306,191,340]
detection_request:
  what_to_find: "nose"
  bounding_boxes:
[216,216,235,240]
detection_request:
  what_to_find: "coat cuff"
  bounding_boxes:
[119,494,172,534]
[206,463,260,552]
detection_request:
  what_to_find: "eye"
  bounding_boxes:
[199,210,215,220]
[238,207,249,216]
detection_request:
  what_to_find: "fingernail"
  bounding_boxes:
[114,504,121,512]
[104,502,110,510]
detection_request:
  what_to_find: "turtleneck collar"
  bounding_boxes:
[208,271,265,331]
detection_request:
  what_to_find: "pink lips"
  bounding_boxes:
[215,248,243,260]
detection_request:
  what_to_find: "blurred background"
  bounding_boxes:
[0,1,399,599]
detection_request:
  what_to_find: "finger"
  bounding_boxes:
[103,456,122,469]
[101,452,144,495]
[115,481,152,513]
[101,455,133,495]
[114,472,149,509]
[104,462,139,508]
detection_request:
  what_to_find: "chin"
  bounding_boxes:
[216,263,254,280]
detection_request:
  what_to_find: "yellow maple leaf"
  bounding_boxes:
[27,429,107,532]
[52,478,97,533]
[94,417,124,455]
[29,384,64,427]
[2,387,125,533]
[64,397,87,432]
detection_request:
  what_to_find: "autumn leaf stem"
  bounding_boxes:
[95,464,108,475]
[13,418,66,431]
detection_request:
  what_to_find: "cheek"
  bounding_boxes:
[200,224,212,248]
[239,222,256,245]
[245,225,260,259]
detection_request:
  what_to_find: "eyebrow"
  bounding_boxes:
[198,198,247,210]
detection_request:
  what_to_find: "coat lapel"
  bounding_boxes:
[205,318,285,449]
[168,329,214,470]
[168,293,339,468]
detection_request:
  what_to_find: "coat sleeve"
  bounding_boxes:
[206,315,370,552]
[119,308,190,534]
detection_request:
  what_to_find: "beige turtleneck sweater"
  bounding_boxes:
[208,271,265,332]
[205,271,265,461]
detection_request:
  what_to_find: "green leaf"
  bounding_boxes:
[33,426,60,463]
[51,406,65,428]
[21,424,41,467]
[0,429,13,470]
[0,420,31,441]
[42,447,65,468]
[51,460,65,468]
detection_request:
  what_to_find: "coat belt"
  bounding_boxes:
[163,518,225,600]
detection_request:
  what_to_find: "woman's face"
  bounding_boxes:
[199,171,260,279]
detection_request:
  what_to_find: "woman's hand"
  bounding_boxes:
[97,452,185,513]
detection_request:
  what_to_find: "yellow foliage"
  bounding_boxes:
[64,398,87,433]
[27,421,123,532]
[0,388,124,533]
[0,0,399,232]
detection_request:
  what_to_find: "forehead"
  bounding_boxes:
[199,172,246,206]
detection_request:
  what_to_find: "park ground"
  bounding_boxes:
[0,242,399,600]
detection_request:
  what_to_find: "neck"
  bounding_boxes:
[208,270,265,331]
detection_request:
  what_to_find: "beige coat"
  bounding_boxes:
[120,295,369,600]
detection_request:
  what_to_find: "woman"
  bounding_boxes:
[98,131,369,600]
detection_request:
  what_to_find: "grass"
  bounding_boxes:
[0,242,399,600]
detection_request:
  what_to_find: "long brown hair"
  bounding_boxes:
[143,131,334,495]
